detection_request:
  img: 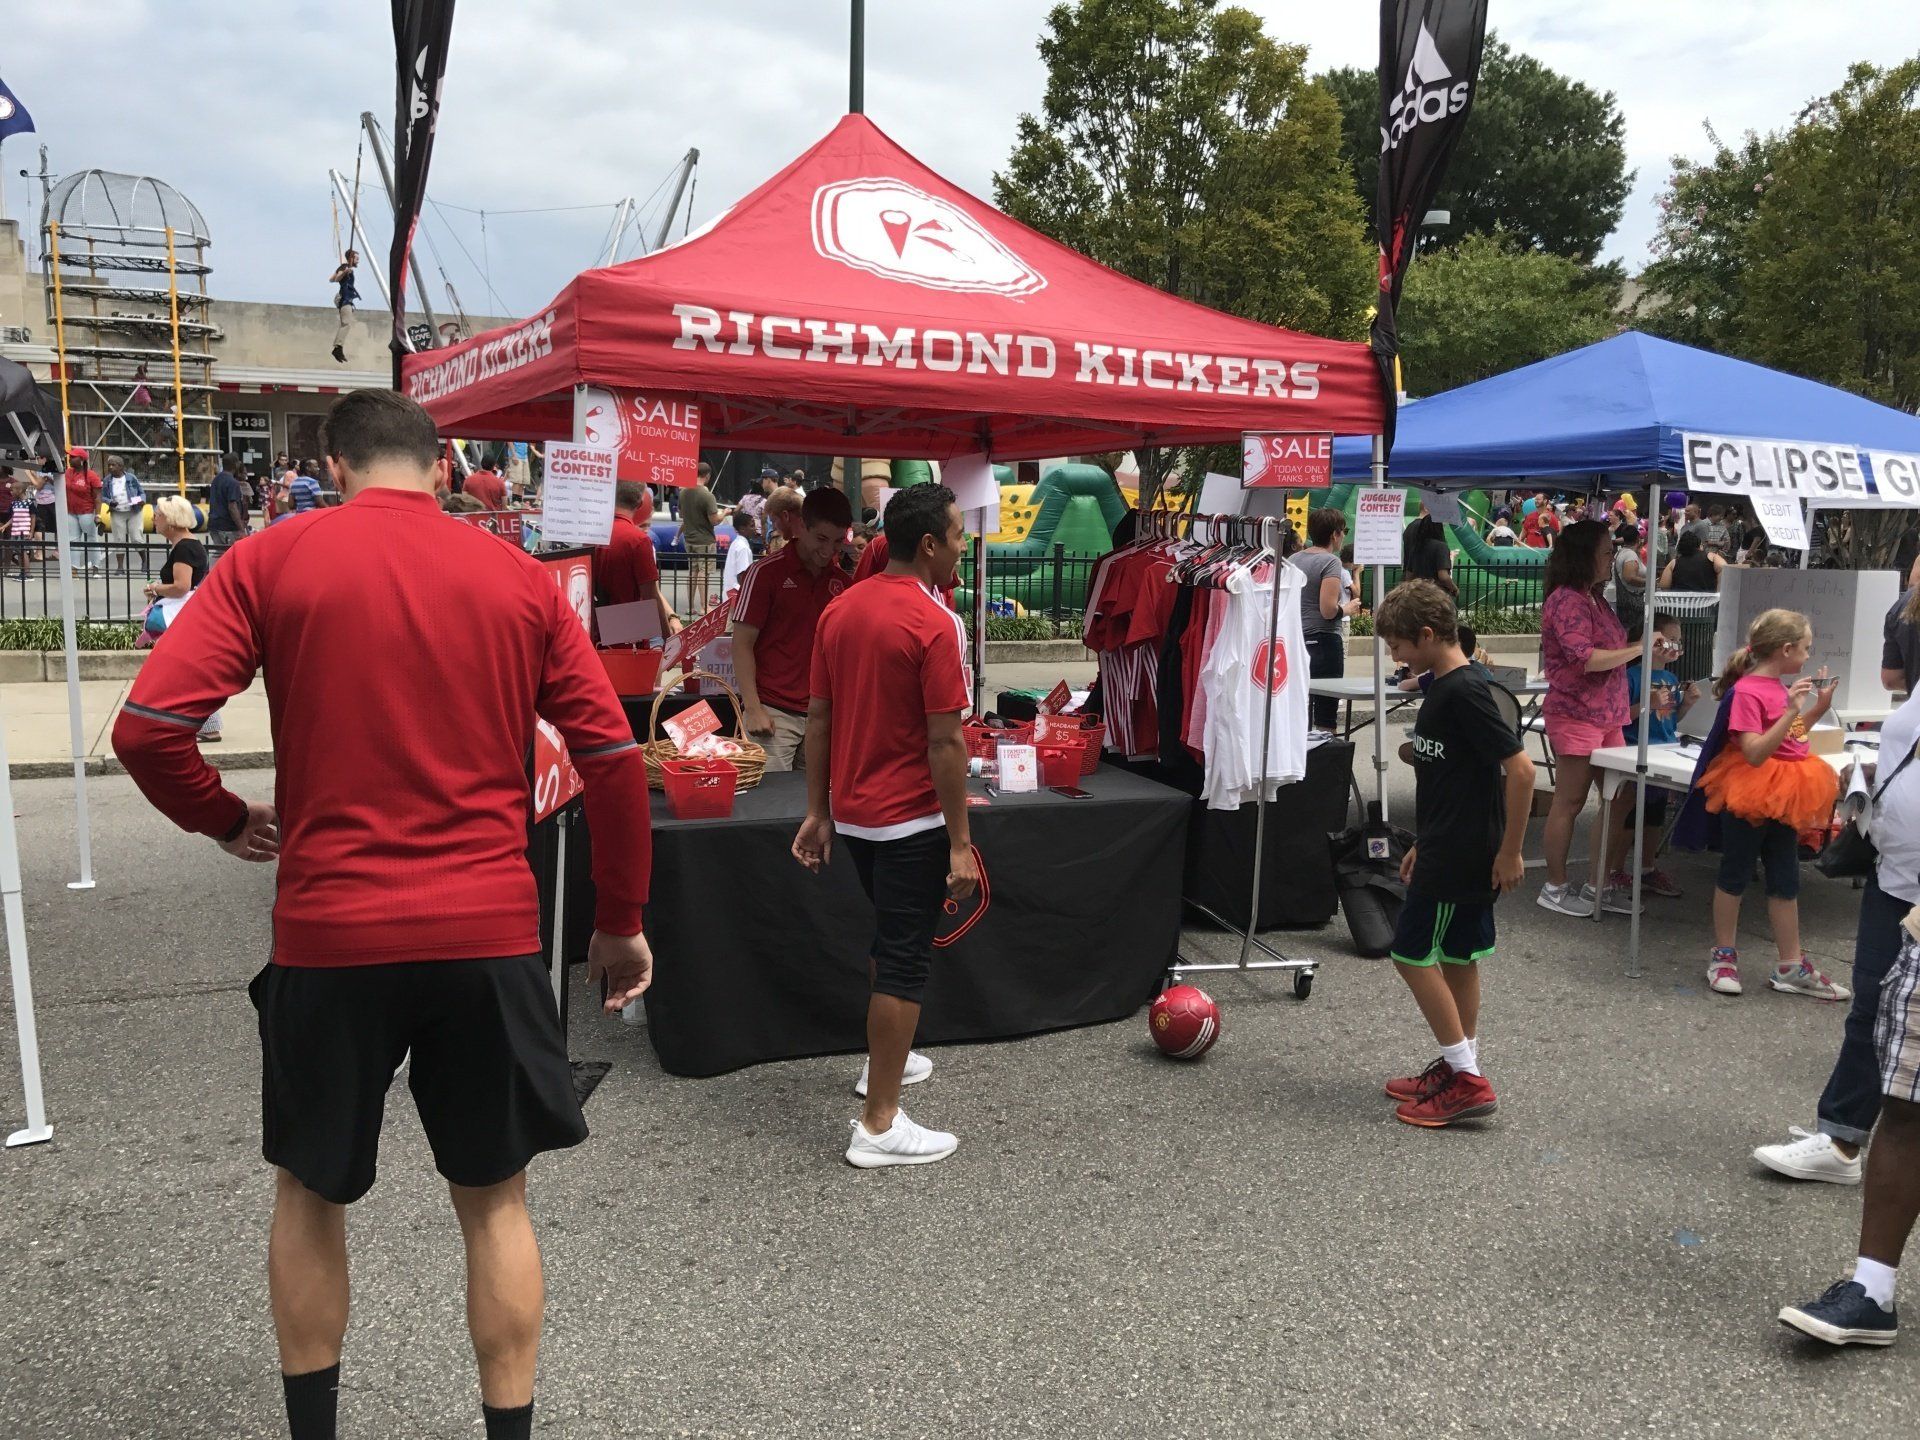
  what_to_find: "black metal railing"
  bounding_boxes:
[0,534,241,623]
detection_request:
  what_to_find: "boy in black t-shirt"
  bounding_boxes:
[1377,581,1536,1128]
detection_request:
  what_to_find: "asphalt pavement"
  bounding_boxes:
[0,757,1914,1438]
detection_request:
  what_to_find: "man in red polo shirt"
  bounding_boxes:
[462,458,508,511]
[794,482,975,1167]
[595,481,678,640]
[730,486,853,770]
[63,446,102,574]
[112,390,654,1440]
[852,526,959,609]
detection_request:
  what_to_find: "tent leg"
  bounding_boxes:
[51,495,94,893]
[1369,435,1390,823]
[0,714,52,1149]
[972,530,987,715]
[1800,501,1814,570]
[1626,477,1660,979]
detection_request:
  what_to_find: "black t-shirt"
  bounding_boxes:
[1884,590,1920,693]
[162,537,208,591]
[1408,665,1525,902]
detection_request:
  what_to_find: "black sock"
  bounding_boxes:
[281,1364,340,1440]
[483,1401,533,1440]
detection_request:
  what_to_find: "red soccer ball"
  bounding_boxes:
[1148,984,1221,1060]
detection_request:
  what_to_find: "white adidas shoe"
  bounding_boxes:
[854,1049,933,1098]
[1754,1126,1863,1185]
[844,1112,958,1169]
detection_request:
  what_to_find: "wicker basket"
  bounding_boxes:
[640,669,768,792]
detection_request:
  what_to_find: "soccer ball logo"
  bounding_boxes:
[1252,638,1289,694]
[812,178,1046,297]
[1148,985,1221,1060]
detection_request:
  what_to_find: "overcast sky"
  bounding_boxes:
[8,1,1917,318]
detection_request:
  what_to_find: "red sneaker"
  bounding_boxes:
[1395,1070,1498,1128]
[1384,1056,1453,1103]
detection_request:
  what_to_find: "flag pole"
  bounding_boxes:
[850,0,866,115]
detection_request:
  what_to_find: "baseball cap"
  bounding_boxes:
[68,446,88,460]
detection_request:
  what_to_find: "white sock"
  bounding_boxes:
[1440,1038,1480,1077]
[1854,1257,1898,1309]
[1467,1036,1479,1068]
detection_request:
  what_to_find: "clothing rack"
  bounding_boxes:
[1129,507,1316,999]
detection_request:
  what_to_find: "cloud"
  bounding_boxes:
[7,0,1916,318]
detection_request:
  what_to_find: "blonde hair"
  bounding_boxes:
[1716,607,1812,695]
[154,495,195,532]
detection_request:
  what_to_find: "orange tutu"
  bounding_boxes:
[1697,750,1838,831]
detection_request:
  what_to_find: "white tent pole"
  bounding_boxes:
[1800,501,1814,570]
[1369,434,1390,822]
[1,706,53,1149]
[1626,476,1659,979]
[51,497,96,892]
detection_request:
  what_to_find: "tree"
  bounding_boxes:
[1394,232,1620,396]
[1325,34,1631,262]
[1633,126,1780,353]
[994,0,1372,340]
[1735,61,1920,413]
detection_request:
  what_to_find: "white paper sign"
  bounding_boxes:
[595,600,663,645]
[540,443,618,545]
[1681,431,1920,509]
[944,452,1001,514]
[1197,470,1289,520]
[996,742,1039,794]
[1752,495,1809,551]
[1354,488,1406,566]
[1417,488,1461,523]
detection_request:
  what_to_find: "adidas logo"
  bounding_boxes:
[782,578,798,589]
[1381,23,1472,153]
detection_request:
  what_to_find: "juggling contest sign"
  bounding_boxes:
[1242,432,1333,490]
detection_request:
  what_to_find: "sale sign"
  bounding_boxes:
[574,384,703,489]
[662,701,722,754]
[451,508,534,546]
[539,550,596,634]
[541,443,619,546]
[1038,680,1073,716]
[531,717,585,822]
[1242,432,1333,490]
[661,594,733,672]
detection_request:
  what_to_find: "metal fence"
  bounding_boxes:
[0,535,240,624]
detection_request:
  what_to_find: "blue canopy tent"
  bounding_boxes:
[1327,332,1920,975]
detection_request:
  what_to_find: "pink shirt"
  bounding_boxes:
[1727,672,1810,760]
[1540,587,1629,729]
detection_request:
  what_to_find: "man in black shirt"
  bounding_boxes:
[1882,557,1920,695]
[1376,580,1535,1129]
[208,454,249,549]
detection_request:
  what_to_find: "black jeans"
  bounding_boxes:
[1715,815,1800,899]
[1304,631,1343,731]
[1817,876,1907,1144]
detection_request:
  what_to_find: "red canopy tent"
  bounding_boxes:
[402,114,1386,457]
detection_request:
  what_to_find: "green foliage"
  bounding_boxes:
[1325,33,1631,261]
[982,616,1061,642]
[1396,233,1621,395]
[1735,61,1920,413]
[994,0,1373,339]
[1635,127,1781,352]
[1351,601,1539,639]
[0,619,140,651]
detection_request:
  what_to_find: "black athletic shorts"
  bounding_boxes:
[843,827,951,1003]
[249,955,587,1205]
[1389,893,1497,968]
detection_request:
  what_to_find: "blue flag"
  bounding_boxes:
[0,76,35,143]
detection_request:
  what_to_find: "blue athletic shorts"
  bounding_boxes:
[1390,893,1496,968]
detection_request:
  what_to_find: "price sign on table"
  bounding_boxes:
[1753,495,1809,551]
[662,595,733,673]
[662,701,722,754]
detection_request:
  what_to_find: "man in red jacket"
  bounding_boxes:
[63,445,102,574]
[112,390,654,1440]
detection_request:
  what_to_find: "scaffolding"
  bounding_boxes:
[41,170,219,494]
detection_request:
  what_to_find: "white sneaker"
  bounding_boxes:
[1767,956,1852,1002]
[854,1049,933,1098]
[844,1112,958,1169]
[1536,882,1595,917]
[1753,1126,1863,1185]
[1580,881,1639,916]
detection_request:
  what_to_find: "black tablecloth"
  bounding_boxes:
[640,768,1189,1076]
[1114,740,1352,930]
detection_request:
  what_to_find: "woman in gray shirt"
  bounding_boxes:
[1289,507,1365,731]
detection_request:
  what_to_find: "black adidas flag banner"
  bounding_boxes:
[1370,0,1487,443]
[390,0,457,386]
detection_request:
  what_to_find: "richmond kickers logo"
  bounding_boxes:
[812,178,1046,297]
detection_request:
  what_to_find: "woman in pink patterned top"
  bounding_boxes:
[1537,521,1647,918]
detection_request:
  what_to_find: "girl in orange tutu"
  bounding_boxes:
[1698,608,1848,1000]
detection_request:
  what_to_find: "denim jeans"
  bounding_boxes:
[1716,815,1800,899]
[1304,631,1343,731]
[1817,876,1908,1144]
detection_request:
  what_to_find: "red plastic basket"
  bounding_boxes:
[1068,717,1105,775]
[1037,742,1081,788]
[964,718,1033,761]
[597,646,662,697]
[661,757,738,819]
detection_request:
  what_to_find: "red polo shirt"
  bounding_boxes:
[810,574,971,839]
[463,468,507,510]
[594,513,660,606]
[65,467,101,515]
[731,545,849,714]
[112,486,652,967]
